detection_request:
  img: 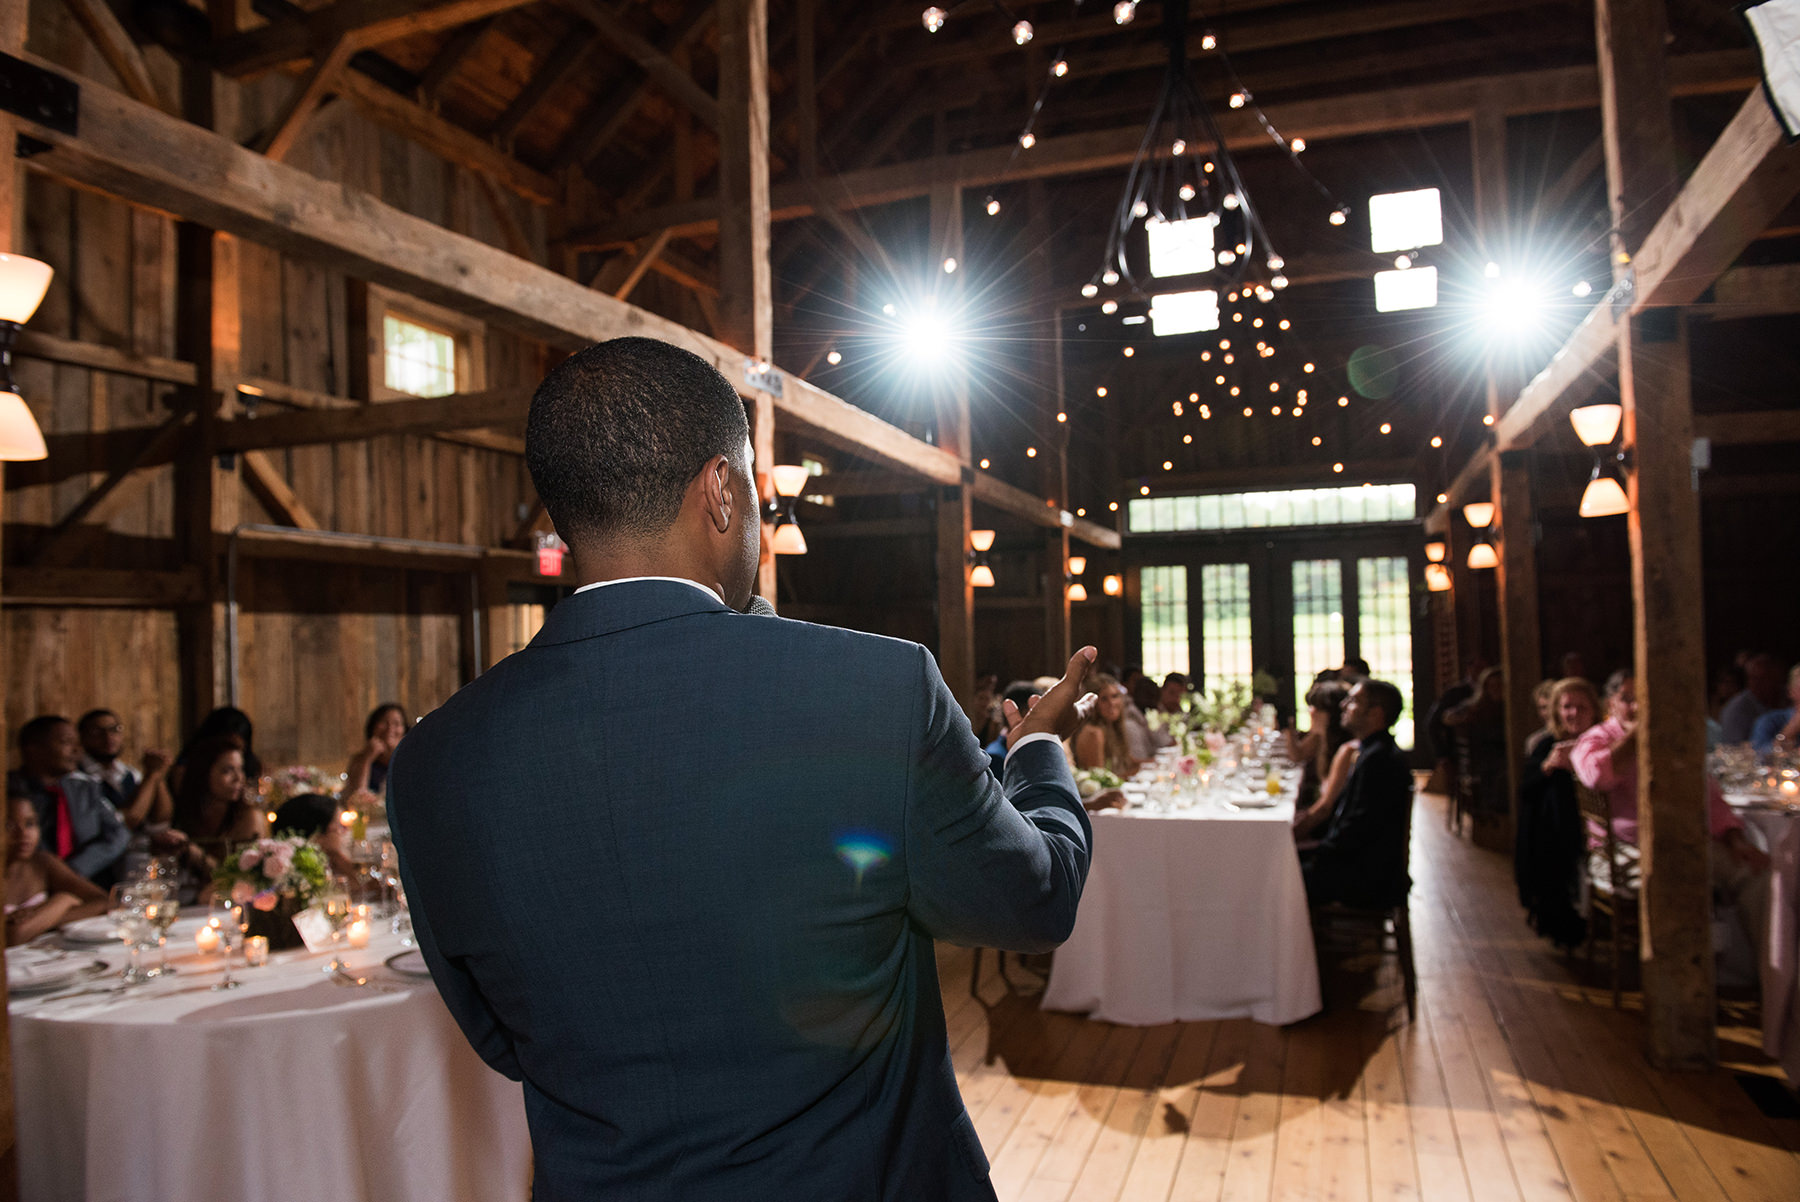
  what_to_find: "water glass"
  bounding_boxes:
[210,902,242,992]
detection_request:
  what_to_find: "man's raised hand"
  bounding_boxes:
[1003,646,1099,749]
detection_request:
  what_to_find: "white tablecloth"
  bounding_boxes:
[9,927,530,1202]
[1729,795,1800,1084]
[1040,800,1322,1026]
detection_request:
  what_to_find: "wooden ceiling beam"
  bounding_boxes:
[573,52,1758,246]
[550,0,715,171]
[563,0,719,132]
[415,15,495,104]
[488,31,604,144]
[213,0,541,77]
[61,0,175,113]
[17,52,1098,535]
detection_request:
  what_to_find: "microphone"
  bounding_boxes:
[744,595,778,617]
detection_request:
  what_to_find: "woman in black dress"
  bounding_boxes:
[1515,677,1600,949]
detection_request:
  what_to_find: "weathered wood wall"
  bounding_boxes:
[2,4,546,769]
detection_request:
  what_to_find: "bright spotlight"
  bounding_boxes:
[901,306,956,362]
[1483,274,1545,334]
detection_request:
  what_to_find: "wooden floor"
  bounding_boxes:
[936,791,1800,1202]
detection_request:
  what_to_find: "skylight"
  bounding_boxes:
[1368,188,1443,254]
[1374,266,1438,312]
[1146,215,1217,277]
[1149,289,1220,336]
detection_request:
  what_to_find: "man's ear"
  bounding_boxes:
[703,455,733,533]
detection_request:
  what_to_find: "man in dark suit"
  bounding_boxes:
[389,337,1093,1201]
[1301,678,1413,909]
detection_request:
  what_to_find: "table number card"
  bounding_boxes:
[292,905,335,954]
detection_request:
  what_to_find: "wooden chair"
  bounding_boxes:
[1311,792,1418,1022]
[1576,782,1638,1008]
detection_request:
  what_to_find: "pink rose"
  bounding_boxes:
[262,848,294,880]
[230,880,255,905]
[1177,754,1198,776]
[237,848,261,871]
[251,890,278,912]
[1204,731,1226,752]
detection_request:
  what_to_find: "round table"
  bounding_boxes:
[9,924,530,1202]
[1039,792,1322,1027]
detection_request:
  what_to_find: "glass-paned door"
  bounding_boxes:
[1139,565,1189,679]
[1200,564,1253,696]
[1290,559,1345,715]
[1357,557,1415,748]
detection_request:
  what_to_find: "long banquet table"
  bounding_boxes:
[1040,795,1322,1027]
[1727,792,1800,1085]
[9,924,530,1202]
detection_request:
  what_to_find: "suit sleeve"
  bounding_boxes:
[903,647,1092,953]
[389,755,523,1081]
[66,788,130,881]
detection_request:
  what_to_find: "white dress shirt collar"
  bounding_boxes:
[574,576,724,604]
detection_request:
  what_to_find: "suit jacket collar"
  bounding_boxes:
[532,578,732,646]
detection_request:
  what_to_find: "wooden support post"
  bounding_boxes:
[0,0,23,1189]
[716,0,775,605]
[1598,0,1713,1069]
[1028,182,1070,668]
[929,182,973,702]
[795,0,817,180]
[1492,448,1541,814]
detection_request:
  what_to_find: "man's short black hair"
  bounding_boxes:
[19,714,70,750]
[525,337,750,546]
[1359,680,1405,729]
[1343,656,1371,677]
[76,709,116,734]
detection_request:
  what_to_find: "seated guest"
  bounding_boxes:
[76,708,173,829]
[1523,679,1558,758]
[346,703,409,799]
[1720,653,1783,745]
[272,792,357,878]
[172,706,262,795]
[171,735,268,877]
[1301,679,1413,908]
[1340,656,1371,680]
[7,716,130,886]
[1291,680,1355,840]
[1445,667,1508,819]
[6,790,109,945]
[1515,677,1599,950]
[1069,675,1142,777]
[984,681,1041,777]
[1156,672,1191,714]
[1560,651,1587,682]
[1128,673,1160,718]
[1750,664,1800,755]
[1573,670,1769,949]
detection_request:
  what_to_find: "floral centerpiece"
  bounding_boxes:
[263,765,344,805]
[211,836,331,950]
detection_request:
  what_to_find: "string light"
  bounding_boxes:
[1171,138,1186,155]
[1268,381,1279,392]
[1114,1,1137,24]
[1200,405,1211,418]
[1218,250,1237,265]
[1101,300,1118,314]
[1172,400,1182,415]
[1338,396,1348,406]
[1333,463,1344,473]
[1201,32,1217,50]
[1200,350,1212,361]
[1380,423,1392,434]
[1290,137,1306,152]
[1241,406,1252,416]
[1096,386,1108,397]
[986,196,1001,216]
[1081,283,1099,298]
[979,457,990,468]
[1076,507,1086,516]
[1312,436,1322,446]
[1222,193,1240,210]
[1139,485,1150,495]
[1330,206,1350,226]
[1056,411,1067,423]
[1122,346,1134,357]
[1271,406,1281,415]
[1279,320,1291,330]
[1271,274,1288,289]
[1189,392,1199,401]
[922,7,946,33]
[1163,460,1173,470]
[1102,269,1120,286]
[1018,131,1036,149]
[1026,446,1038,458]
[1179,183,1196,201]
[1012,20,1033,44]
[1215,374,1225,384]
[1222,354,1234,364]
[1109,502,1119,511]
[1183,433,1193,443]
[1229,91,1247,108]
[826,349,842,365]
[1302,362,1314,373]
[1483,414,1496,426]
[1430,436,1443,448]
[1437,493,1449,504]
[1052,58,1069,77]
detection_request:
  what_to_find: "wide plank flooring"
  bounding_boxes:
[936,790,1800,1202]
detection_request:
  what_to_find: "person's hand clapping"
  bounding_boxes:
[1003,646,1098,749]
[142,748,171,776]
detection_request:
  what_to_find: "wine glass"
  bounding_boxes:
[109,882,154,985]
[321,879,353,974]
[210,902,242,992]
[143,895,181,977]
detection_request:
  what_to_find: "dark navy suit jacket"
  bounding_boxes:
[389,580,1090,1201]
[1300,729,1413,909]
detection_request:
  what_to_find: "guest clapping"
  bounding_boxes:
[346,703,409,799]
[1070,674,1142,777]
[171,735,268,877]
[76,709,173,831]
[5,791,110,944]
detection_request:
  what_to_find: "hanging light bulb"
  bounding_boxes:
[921,7,946,33]
[1218,250,1237,265]
[986,195,1001,216]
[1290,137,1306,152]
[1229,91,1248,108]
[1267,256,1284,271]
[1179,183,1196,201]
[1222,193,1240,210]
[1201,32,1217,50]
[1052,58,1069,77]
[1114,1,1137,25]
[1012,20,1034,44]
[1081,282,1099,298]
[1018,130,1036,149]
[1132,199,1149,219]
[826,349,842,366]
[1271,274,1288,289]
[1330,205,1350,226]
[942,256,957,274]
[1101,299,1118,315]
[1394,254,1412,270]
[1171,138,1186,156]
[1102,268,1120,286]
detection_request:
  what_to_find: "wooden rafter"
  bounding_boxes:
[61,0,173,113]
[31,409,195,568]
[16,51,1116,547]
[257,34,355,160]
[213,0,540,77]
[577,52,1759,245]
[415,16,494,103]
[550,0,714,170]
[241,450,323,529]
[564,0,719,131]
[489,32,602,144]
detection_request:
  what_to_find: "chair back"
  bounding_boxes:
[1576,782,1628,897]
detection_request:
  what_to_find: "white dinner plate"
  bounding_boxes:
[1228,798,1281,810]
[385,949,431,977]
[61,915,124,944]
[6,948,99,995]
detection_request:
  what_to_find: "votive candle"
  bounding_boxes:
[244,935,270,967]
[194,925,220,954]
[346,919,371,949]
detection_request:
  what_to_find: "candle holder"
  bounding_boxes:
[244,935,270,968]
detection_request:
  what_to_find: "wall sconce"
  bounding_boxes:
[969,528,995,587]
[0,252,55,460]
[766,464,810,555]
[1102,573,1123,597]
[1466,540,1498,570]
[1461,499,1498,568]
[1424,539,1446,563]
[1065,553,1088,600]
[1461,501,1494,529]
[1424,562,1452,592]
[1569,402,1629,518]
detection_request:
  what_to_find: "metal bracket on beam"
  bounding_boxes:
[742,358,784,397]
[0,51,78,134]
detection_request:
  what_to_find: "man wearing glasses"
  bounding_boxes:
[75,709,172,832]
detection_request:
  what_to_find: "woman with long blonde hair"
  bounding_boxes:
[1070,674,1140,777]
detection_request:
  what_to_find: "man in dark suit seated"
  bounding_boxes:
[1301,678,1413,910]
[389,337,1094,1202]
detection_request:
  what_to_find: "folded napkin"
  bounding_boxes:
[6,947,87,991]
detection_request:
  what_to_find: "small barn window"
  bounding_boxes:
[383,315,458,398]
